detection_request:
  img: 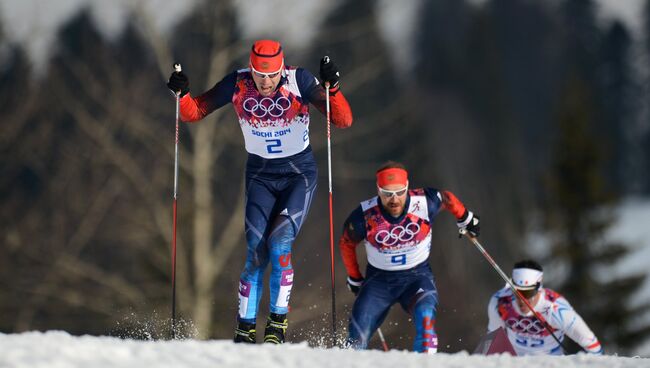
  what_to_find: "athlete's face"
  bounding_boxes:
[251,69,282,97]
[378,183,408,218]
[515,289,540,314]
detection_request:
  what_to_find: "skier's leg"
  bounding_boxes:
[267,214,297,316]
[263,165,317,344]
[399,268,439,353]
[237,176,275,324]
[263,213,295,343]
[266,162,317,316]
[347,270,394,349]
[411,293,438,353]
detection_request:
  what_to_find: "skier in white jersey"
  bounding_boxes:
[166,40,353,344]
[339,161,481,353]
[487,259,603,355]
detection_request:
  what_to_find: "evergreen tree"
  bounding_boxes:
[544,77,650,354]
[416,0,473,88]
[560,0,602,84]
[646,0,650,54]
[600,21,635,192]
[560,0,633,192]
[643,0,650,194]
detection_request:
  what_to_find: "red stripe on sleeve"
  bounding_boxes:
[313,90,353,128]
[328,92,353,128]
[339,226,362,279]
[441,190,467,220]
[179,94,210,122]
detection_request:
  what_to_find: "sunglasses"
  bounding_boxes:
[252,70,281,79]
[378,186,408,198]
[516,287,539,299]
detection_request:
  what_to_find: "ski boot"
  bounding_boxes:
[263,313,288,344]
[233,321,256,343]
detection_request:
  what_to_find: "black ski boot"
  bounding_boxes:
[233,321,256,343]
[263,313,288,344]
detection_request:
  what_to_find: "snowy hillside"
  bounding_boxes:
[0,331,647,368]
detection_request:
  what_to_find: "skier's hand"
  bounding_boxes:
[167,69,190,97]
[347,276,364,295]
[320,56,340,91]
[458,213,480,238]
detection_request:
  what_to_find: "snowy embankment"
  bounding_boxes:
[0,331,647,368]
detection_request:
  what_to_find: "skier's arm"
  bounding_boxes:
[487,293,506,332]
[310,88,353,128]
[425,188,480,236]
[179,71,237,122]
[338,206,365,280]
[547,297,603,354]
[439,190,469,220]
[298,68,353,128]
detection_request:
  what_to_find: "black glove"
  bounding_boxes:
[458,213,480,238]
[319,56,340,90]
[347,276,364,295]
[167,70,189,97]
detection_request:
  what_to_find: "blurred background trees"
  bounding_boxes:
[1,0,650,356]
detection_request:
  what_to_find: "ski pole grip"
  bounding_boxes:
[174,63,182,73]
[323,56,330,88]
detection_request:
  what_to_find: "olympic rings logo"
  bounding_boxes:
[505,317,545,334]
[375,222,421,246]
[243,96,291,118]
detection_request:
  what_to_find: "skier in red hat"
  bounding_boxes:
[339,161,480,353]
[167,40,353,344]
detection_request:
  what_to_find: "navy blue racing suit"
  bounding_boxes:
[178,66,353,323]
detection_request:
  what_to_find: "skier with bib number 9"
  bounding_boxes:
[166,40,353,344]
[338,161,480,353]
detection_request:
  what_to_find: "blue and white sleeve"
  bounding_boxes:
[547,297,603,354]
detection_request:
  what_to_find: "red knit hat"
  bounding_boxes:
[250,40,284,74]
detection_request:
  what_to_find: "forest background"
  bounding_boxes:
[2,0,650,357]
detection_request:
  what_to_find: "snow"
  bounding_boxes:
[606,198,650,356]
[0,331,647,368]
[599,197,650,312]
[607,197,650,285]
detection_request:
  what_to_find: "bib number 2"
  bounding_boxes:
[266,139,282,154]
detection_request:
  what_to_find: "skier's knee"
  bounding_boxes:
[413,293,437,314]
[268,215,297,250]
[243,245,269,272]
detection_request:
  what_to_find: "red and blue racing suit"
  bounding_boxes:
[179,66,352,323]
[339,188,472,353]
